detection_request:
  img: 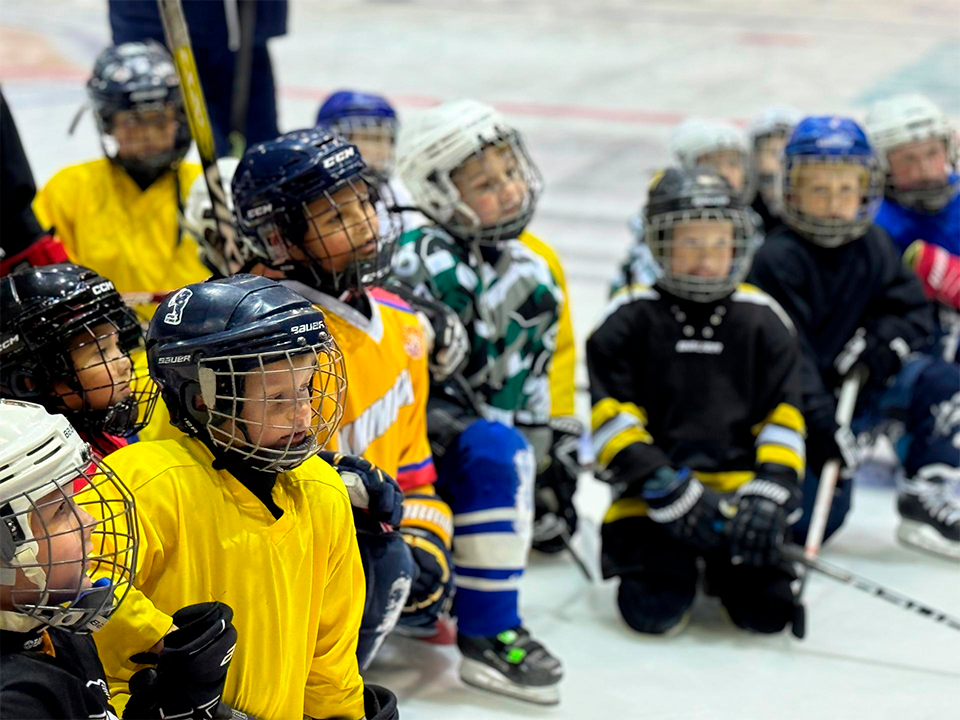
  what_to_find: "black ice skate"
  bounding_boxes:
[457,626,562,705]
[897,476,960,561]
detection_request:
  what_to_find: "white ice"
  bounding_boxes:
[2,1,958,717]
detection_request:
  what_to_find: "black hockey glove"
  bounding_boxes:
[641,467,726,550]
[362,683,400,720]
[319,452,404,531]
[399,493,454,631]
[727,479,803,567]
[533,417,583,554]
[124,602,237,720]
[834,327,908,387]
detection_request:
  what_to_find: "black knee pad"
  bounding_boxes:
[617,571,697,634]
[601,514,699,578]
[710,562,797,634]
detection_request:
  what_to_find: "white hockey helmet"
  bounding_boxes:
[864,94,958,212]
[670,118,753,202]
[0,400,138,634]
[748,108,803,215]
[181,157,247,276]
[396,99,542,244]
[749,107,803,145]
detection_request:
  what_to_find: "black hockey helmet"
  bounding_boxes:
[86,40,192,182]
[147,275,346,472]
[0,263,158,437]
[643,167,762,302]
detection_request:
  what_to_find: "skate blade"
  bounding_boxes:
[897,520,960,562]
[460,658,560,706]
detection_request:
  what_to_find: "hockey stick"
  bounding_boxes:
[227,0,256,158]
[799,370,863,597]
[783,545,960,632]
[157,0,245,278]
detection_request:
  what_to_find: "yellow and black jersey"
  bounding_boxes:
[587,283,806,510]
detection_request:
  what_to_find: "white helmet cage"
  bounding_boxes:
[397,99,542,245]
[749,107,802,214]
[0,400,137,634]
[864,93,959,213]
[670,118,754,203]
[331,117,399,178]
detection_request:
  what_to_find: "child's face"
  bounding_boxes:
[296,182,380,273]
[791,163,864,221]
[112,105,179,160]
[697,149,745,193]
[451,145,528,228]
[230,353,319,451]
[887,137,950,191]
[0,486,96,610]
[669,219,735,278]
[346,128,394,177]
[53,322,132,413]
[754,134,788,177]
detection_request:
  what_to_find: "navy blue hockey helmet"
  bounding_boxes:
[781,116,883,247]
[86,41,191,180]
[0,263,158,437]
[147,275,346,472]
[232,127,400,295]
[316,91,398,176]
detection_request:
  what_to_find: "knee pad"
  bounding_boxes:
[600,510,699,579]
[617,571,697,635]
[711,562,797,634]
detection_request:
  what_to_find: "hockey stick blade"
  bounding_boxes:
[783,545,960,632]
[157,0,245,277]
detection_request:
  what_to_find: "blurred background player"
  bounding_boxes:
[231,128,426,672]
[0,263,159,457]
[316,89,425,233]
[108,0,286,157]
[87,275,398,719]
[749,107,802,233]
[866,94,960,314]
[0,90,68,276]
[589,167,805,636]
[749,117,959,560]
[392,98,564,704]
[33,41,209,323]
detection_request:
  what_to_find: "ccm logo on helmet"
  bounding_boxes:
[245,203,273,220]
[322,147,356,169]
[91,280,115,296]
[0,334,20,353]
[291,320,324,335]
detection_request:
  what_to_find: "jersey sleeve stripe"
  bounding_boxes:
[396,459,437,490]
[751,403,805,435]
[756,444,805,473]
[756,424,806,458]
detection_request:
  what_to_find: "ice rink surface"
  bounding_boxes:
[2,1,958,717]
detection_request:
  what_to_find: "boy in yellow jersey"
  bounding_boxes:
[33,41,209,323]
[86,274,399,719]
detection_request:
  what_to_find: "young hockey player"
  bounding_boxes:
[589,167,805,636]
[85,274,399,719]
[392,98,564,704]
[0,263,159,457]
[33,41,209,322]
[0,399,238,719]
[748,117,958,558]
[866,94,960,310]
[231,127,428,672]
[749,107,802,233]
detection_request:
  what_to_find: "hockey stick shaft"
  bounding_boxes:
[228,0,256,157]
[783,545,960,632]
[157,0,244,278]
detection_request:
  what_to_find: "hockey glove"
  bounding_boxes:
[727,479,803,567]
[319,452,404,531]
[533,417,583,554]
[641,467,726,550]
[835,327,908,387]
[362,684,400,720]
[398,493,454,630]
[124,602,237,720]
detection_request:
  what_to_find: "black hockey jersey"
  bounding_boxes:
[587,283,806,499]
[0,627,118,719]
[748,224,935,445]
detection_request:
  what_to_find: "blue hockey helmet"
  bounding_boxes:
[316,90,399,177]
[781,116,883,246]
[232,127,400,295]
[86,41,191,181]
[146,275,346,472]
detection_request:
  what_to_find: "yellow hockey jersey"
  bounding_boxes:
[89,436,366,720]
[33,158,210,322]
[520,230,576,418]
[284,282,437,491]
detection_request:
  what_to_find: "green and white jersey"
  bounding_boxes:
[391,225,563,425]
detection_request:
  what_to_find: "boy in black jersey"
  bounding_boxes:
[589,168,806,635]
